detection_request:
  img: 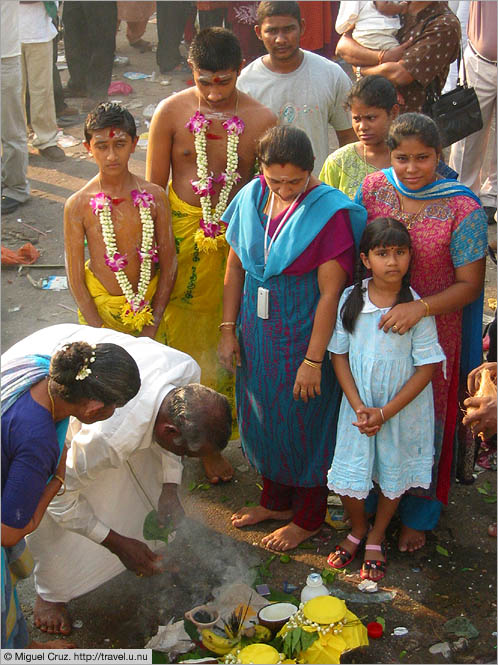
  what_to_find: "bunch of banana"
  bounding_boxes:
[201,629,239,655]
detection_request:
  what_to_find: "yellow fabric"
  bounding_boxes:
[165,186,236,431]
[78,262,168,343]
[299,610,368,664]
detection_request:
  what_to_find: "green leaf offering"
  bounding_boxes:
[143,510,173,544]
[321,567,337,584]
[436,544,449,556]
[376,616,386,630]
[279,554,291,564]
[282,628,318,659]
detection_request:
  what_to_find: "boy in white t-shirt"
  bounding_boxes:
[336,1,408,51]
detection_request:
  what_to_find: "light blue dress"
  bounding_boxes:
[327,279,446,500]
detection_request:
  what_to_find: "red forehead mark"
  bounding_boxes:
[109,127,115,138]
[206,132,223,140]
[111,198,125,205]
[213,76,221,83]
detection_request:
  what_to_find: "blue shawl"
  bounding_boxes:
[223,177,367,282]
[383,167,482,205]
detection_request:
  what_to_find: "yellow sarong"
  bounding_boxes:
[165,186,236,428]
[78,262,168,343]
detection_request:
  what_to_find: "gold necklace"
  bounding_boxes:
[47,379,56,421]
[399,194,427,230]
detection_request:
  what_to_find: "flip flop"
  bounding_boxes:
[360,542,387,581]
[327,532,364,569]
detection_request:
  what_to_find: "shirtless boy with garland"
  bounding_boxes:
[146,27,276,483]
[64,103,177,342]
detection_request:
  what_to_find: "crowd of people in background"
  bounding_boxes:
[1,0,496,651]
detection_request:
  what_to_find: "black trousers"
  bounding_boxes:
[155,1,191,72]
[62,1,117,99]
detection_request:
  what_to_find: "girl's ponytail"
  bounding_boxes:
[341,256,368,334]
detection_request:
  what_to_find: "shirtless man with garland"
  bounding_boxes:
[146,27,276,483]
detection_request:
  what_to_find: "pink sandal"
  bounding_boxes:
[327,533,364,569]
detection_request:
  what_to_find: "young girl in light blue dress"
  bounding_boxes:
[326,218,445,581]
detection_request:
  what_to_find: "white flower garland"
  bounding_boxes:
[186,110,244,253]
[90,191,157,331]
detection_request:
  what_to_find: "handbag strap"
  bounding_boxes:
[420,9,465,105]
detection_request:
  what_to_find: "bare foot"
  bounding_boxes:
[261,522,320,552]
[231,505,293,528]
[398,525,426,552]
[34,595,72,635]
[201,450,233,484]
[30,639,75,648]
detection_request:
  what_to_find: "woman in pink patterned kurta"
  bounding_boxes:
[355,113,487,553]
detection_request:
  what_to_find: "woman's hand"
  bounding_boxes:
[379,300,425,335]
[217,329,241,372]
[353,406,382,437]
[293,362,321,403]
[467,362,497,395]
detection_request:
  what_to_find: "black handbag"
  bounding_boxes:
[423,45,483,148]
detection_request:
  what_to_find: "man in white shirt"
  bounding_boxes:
[19,1,65,161]
[2,324,231,636]
[1,1,30,215]
[237,1,356,176]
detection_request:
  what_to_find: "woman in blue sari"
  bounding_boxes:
[1,341,140,648]
[218,126,366,551]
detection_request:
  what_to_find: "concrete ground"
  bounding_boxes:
[2,17,497,665]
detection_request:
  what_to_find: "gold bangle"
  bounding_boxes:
[419,299,430,317]
[54,474,66,495]
[379,407,385,423]
[303,358,322,370]
[378,50,386,64]
[304,356,323,364]
[219,321,236,329]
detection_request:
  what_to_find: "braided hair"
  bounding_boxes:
[49,342,140,407]
[341,217,413,333]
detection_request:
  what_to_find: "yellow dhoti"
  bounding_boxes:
[165,186,236,429]
[78,262,168,343]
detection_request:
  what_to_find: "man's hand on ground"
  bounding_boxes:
[102,529,164,576]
